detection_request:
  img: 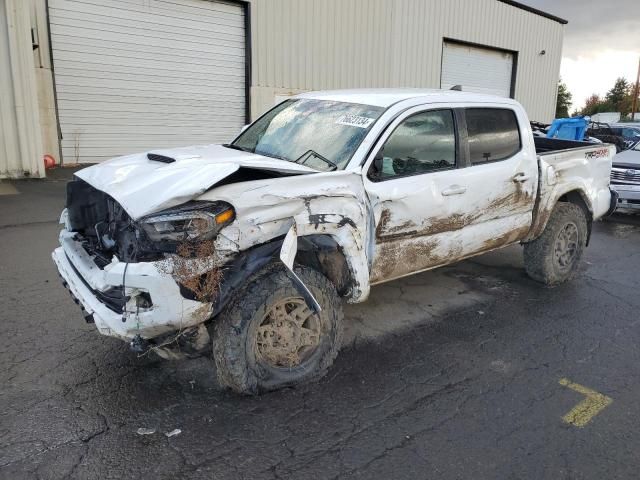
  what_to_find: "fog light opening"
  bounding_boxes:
[135,292,153,309]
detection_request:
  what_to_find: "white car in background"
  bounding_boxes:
[611,141,640,211]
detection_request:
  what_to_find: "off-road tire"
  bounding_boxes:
[212,264,343,395]
[523,202,588,286]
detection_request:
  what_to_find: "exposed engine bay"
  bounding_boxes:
[66,178,146,267]
[65,177,242,267]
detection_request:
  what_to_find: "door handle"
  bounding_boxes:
[441,185,467,196]
[513,172,530,183]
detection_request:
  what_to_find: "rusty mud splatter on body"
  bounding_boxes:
[421,213,481,236]
[376,209,392,238]
[479,225,530,252]
[384,219,418,234]
[159,239,222,319]
[375,181,533,242]
[486,183,533,213]
[376,211,481,241]
[371,237,440,281]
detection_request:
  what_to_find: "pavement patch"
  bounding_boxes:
[0,182,19,195]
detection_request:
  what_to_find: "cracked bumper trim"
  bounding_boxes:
[52,230,209,341]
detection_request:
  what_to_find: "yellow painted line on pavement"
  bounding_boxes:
[559,378,612,427]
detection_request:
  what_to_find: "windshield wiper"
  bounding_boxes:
[256,151,291,162]
[224,143,289,161]
[222,143,253,153]
[294,150,338,172]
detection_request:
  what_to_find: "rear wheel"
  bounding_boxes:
[523,203,588,285]
[212,265,343,395]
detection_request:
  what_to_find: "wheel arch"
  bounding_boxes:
[209,230,368,322]
[527,187,594,245]
[295,234,357,298]
[557,189,594,246]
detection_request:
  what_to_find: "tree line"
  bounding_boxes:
[555,77,639,120]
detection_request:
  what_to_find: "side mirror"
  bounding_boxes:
[370,149,384,180]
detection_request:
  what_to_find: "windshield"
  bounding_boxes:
[231,99,384,171]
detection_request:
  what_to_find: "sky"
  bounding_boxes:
[520,0,640,111]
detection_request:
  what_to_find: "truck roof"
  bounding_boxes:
[296,88,519,108]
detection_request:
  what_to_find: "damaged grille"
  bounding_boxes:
[66,178,159,264]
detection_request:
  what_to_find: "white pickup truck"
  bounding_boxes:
[53,89,616,394]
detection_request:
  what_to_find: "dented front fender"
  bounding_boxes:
[202,170,374,303]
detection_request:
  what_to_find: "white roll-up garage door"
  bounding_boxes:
[48,0,246,164]
[441,41,514,98]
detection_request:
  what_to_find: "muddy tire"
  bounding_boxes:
[212,264,343,395]
[523,202,588,286]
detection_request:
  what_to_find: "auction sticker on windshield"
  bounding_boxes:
[336,114,375,129]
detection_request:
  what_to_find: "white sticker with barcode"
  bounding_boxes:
[335,114,375,129]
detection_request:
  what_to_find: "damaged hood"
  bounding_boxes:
[75,144,316,219]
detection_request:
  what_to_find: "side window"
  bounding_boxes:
[466,108,521,165]
[369,109,456,180]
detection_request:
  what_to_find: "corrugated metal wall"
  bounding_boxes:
[0,0,46,178]
[1,0,563,176]
[249,0,564,122]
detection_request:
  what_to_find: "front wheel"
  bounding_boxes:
[212,265,343,395]
[523,202,588,286]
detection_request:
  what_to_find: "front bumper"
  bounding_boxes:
[611,184,640,211]
[52,229,208,341]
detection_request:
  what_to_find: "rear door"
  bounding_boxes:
[453,107,538,249]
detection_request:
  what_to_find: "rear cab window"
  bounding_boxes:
[465,108,521,164]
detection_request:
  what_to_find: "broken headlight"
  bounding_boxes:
[140,201,235,243]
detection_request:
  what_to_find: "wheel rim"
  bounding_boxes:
[255,297,322,368]
[554,222,579,270]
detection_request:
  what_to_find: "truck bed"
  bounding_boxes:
[534,136,598,155]
[526,139,615,242]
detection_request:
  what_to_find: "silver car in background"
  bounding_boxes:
[611,141,640,211]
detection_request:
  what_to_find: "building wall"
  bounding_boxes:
[1,0,563,176]
[0,0,47,178]
[249,0,564,122]
[32,0,60,166]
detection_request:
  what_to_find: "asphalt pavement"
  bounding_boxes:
[1,169,639,479]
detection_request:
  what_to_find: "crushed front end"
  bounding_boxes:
[52,178,231,352]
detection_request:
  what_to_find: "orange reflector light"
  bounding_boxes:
[215,209,234,224]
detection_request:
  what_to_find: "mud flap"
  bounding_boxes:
[606,188,619,217]
[280,225,322,314]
